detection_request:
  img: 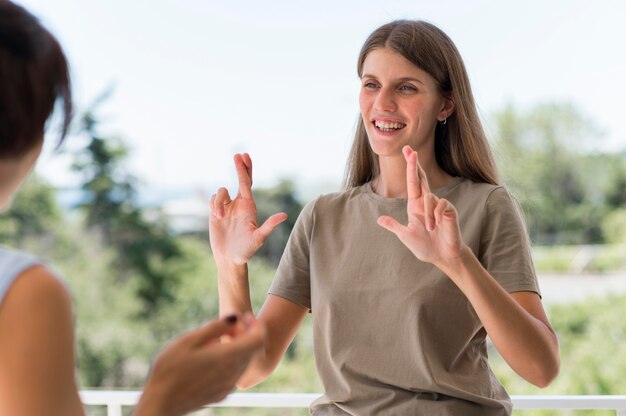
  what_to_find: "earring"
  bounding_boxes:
[440,118,447,125]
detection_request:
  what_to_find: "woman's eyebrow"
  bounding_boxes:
[361,73,425,85]
[397,77,425,85]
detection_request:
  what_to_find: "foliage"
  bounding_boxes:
[5,100,626,416]
[492,103,622,245]
[71,104,185,316]
[490,294,626,416]
[532,244,626,273]
[253,179,304,265]
[604,151,626,209]
[0,179,151,389]
[601,209,626,245]
[0,174,64,245]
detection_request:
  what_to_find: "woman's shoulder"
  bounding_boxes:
[448,178,516,207]
[1,265,69,310]
[0,246,67,310]
[1,246,65,298]
[0,257,79,415]
[305,184,370,213]
[451,177,502,194]
[0,246,41,303]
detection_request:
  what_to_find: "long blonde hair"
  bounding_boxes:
[344,20,499,188]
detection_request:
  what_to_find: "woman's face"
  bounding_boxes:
[359,47,453,158]
[0,140,43,212]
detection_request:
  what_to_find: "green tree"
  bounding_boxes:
[71,100,184,316]
[490,293,626,416]
[604,151,626,209]
[492,103,607,244]
[601,208,626,244]
[0,173,149,389]
[253,179,304,265]
[0,174,64,246]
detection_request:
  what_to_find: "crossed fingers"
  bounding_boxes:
[210,187,232,219]
[210,153,253,219]
[403,145,438,230]
[234,153,253,199]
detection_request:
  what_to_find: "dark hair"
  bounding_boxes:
[0,0,72,158]
[344,20,499,188]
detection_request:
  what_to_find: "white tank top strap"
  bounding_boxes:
[0,246,41,305]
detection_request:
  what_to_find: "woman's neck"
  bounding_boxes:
[373,151,453,198]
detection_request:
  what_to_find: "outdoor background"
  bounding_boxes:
[2,1,626,415]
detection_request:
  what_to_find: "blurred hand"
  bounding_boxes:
[209,153,287,265]
[135,313,265,416]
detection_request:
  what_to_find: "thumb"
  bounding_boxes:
[183,318,237,347]
[254,212,288,246]
[226,317,266,356]
[377,215,405,237]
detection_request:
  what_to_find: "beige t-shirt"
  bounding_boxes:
[269,178,540,416]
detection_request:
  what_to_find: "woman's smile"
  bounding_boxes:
[372,118,407,135]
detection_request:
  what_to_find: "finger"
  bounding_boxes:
[215,187,232,219]
[242,311,257,329]
[242,153,253,185]
[220,316,266,357]
[253,213,288,247]
[377,215,405,237]
[403,146,421,200]
[234,154,253,199]
[210,194,217,216]
[216,187,232,204]
[424,193,438,231]
[227,314,249,339]
[434,198,457,225]
[417,160,431,195]
[185,317,240,347]
[433,198,446,226]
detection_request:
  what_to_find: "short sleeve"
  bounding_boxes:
[479,187,541,296]
[267,199,316,310]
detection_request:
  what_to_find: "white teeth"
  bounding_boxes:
[374,120,405,130]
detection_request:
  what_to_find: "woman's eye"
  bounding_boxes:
[399,85,417,92]
[363,82,378,89]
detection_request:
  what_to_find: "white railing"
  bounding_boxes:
[80,391,626,416]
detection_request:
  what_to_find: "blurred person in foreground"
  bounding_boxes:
[0,1,265,415]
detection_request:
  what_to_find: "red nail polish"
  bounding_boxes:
[225,314,238,324]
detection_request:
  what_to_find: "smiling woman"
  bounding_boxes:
[358,48,454,187]
[210,19,559,416]
[348,20,498,192]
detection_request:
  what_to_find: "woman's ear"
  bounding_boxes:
[438,97,455,122]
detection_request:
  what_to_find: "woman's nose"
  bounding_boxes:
[373,88,397,113]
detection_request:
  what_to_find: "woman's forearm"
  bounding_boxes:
[217,261,253,316]
[437,245,560,387]
[217,262,273,389]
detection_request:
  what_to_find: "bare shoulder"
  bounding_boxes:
[0,265,71,315]
[0,266,83,416]
[0,265,73,339]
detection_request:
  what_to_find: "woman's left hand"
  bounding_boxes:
[377,145,465,268]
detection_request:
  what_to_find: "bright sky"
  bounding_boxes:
[21,0,626,194]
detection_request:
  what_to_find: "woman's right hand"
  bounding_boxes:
[209,153,287,265]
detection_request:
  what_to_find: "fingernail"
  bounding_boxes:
[225,314,238,324]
